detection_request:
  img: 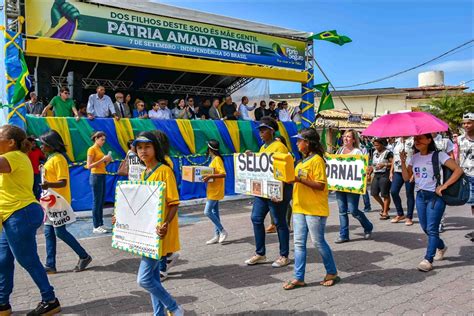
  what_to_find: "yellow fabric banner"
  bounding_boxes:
[114,119,135,153]
[277,122,291,152]
[176,119,196,154]
[224,120,240,152]
[45,117,75,161]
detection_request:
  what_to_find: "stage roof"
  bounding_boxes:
[87,0,313,40]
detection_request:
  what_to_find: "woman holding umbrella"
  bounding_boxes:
[400,133,463,272]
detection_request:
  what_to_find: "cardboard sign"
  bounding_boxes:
[325,154,368,194]
[182,166,214,182]
[40,189,77,227]
[112,181,165,259]
[234,153,283,201]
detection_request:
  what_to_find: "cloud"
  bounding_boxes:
[424,59,474,73]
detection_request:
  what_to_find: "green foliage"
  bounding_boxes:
[427,93,474,132]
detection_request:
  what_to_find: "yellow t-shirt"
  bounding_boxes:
[165,155,174,169]
[293,154,329,217]
[207,156,226,201]
[87,144,107,174]
[141,164,180,255]
[259,140,289,154]
[44,154,71,204]
[0,151,39,222]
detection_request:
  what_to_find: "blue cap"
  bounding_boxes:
[132,136,153,147]
[291,134,306,141]
[257,123,274,130]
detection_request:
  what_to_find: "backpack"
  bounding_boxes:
[432,151,470,206]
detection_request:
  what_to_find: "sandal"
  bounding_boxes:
[379,214,390,220]
[320,275,341,287]
[283,280,306,290]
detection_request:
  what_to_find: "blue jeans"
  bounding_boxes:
[0,203,56,304]
[204,200,224,236]
[89,174,106,228]
[390,172,415,218]
[33,174,42,200]
[362,190,371,210]
[137,256,179,316]
[44,225,89,269]
[416,190,446,263]
[293,214,337,281]
[251,183,292,257]
[336,191,373,240]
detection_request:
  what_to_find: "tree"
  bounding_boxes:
[427,93,474,132]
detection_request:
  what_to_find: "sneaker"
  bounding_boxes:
[245,254,267,265]
[170,306,184,316]
[44,266,57,275]
[405,219,414,226]
[390,215,406,223]
[334,237,350,244]
[0,303,12,316]
[160,271,168,282]
[272,256,290,268]
[464,232,473,240]
[364,232,372,240]
[166,253,180,271]
[265,224,277,233]
[101,225,112,231]
[206,236,219,245]
[434,246,448,261]
[93,226,108,234]
[363,207,372,213]
[218,229,228,243]
[417,259,433,272]
[27,299,61,316]
[73,255,92,272]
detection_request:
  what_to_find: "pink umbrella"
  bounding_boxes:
[362,112,449,137]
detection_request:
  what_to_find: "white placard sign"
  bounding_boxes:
[234,153,283,201]
[325,154,368,194]
[40,189,77,227]
[112,181,165,259]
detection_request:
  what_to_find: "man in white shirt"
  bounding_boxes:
[432,133,454,159]
[238,96,256,121]
[87,86,118,119]
[459,113,474,241]
[154,99,173,120]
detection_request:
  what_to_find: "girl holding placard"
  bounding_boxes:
[283,128,339,290]
[133,131,184,316]
[245,116,292,268]
[202,140,228,245]
[39,130,92,274]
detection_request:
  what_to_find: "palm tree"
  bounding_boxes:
[427,93,474,131]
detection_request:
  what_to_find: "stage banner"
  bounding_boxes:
[325,154,368,194]
[24,0,305,70]
[112,181,165,259]
[234,153,283,201]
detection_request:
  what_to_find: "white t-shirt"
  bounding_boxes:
[127,151,146,181]
[458,135,474,177]
[434,134,454,153]
[408,151,450,192]
[392,137,414,173]
[372,149,393,173]
[337,147,363,155]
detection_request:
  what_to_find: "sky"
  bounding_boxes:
[155,0,473,93]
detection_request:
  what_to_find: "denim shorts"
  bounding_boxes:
[468,176,474,205]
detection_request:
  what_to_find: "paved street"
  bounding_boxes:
[10,195,473,315]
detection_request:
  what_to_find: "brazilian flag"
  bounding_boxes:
[309,30,352,46]
[10,50,31,105]
[314,83,335,113]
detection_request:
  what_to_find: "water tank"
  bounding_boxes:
[418,71,444,87]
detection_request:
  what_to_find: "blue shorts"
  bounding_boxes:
[468,176,474,205]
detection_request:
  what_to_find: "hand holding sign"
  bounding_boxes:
[157,222,168,238]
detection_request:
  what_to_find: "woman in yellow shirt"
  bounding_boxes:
[133,132,184,316]
[245,116,292,268]
[86,131,112,234]
[283,128,339,290]
[0,125,60,315]
[202,140,228,245]
[39,130,92,274]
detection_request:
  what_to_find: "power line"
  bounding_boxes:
[336,39,474,89]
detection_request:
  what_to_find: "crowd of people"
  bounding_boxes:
[25,87,300,123]
[0,111,472,315]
